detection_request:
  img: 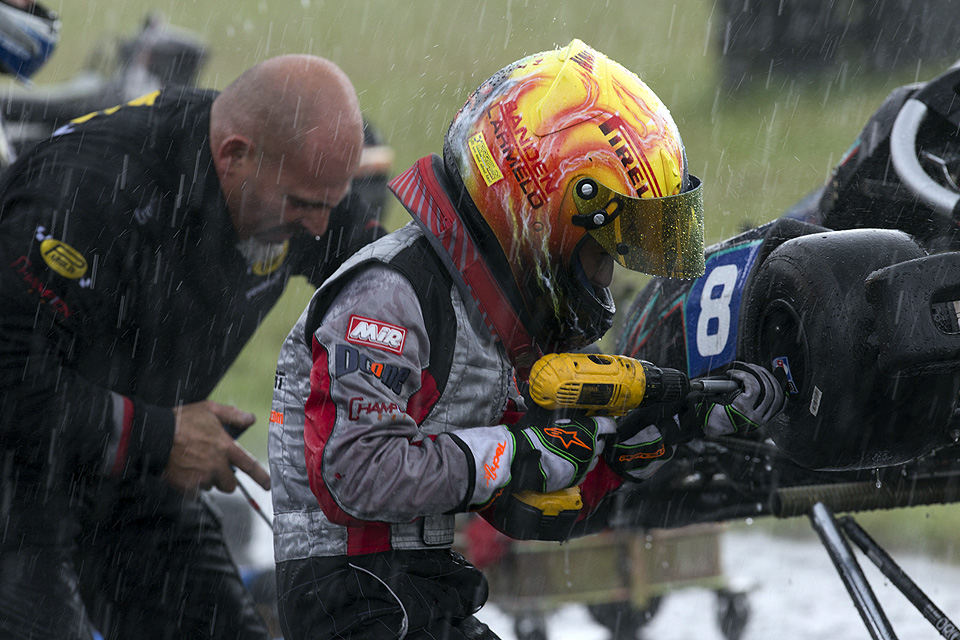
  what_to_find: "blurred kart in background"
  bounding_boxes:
[0,12,393,196]
[0,12,207,161]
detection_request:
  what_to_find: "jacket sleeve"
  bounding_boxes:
[303,264,514,523]
[0,187,175,479]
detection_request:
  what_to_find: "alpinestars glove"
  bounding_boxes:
[604,403,685,483]
[685,362,787,436]
[510,406,616,494]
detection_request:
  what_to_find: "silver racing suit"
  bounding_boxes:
[269,221,526,562]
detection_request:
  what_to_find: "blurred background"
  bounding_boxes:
[6,0,960,557]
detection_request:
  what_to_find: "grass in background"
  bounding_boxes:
[744,503,960,562]
[21,0,960,553]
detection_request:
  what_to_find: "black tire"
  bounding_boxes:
[741,228,959,469]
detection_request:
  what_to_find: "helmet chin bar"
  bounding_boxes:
[524,250,616,353]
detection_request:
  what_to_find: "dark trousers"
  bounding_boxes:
[0,471,270,640]
[277,549,501,640]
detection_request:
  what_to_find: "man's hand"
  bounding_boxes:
[164,401,271,496]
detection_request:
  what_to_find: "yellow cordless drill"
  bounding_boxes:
[489,352,735,541]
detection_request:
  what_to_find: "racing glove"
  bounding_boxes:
[683,361,787,437]
[603,402,688,483]
[509,406,616,493]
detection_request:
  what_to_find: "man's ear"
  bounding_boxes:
[214,135,253,176]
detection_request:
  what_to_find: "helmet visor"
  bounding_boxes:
[572,175,705,278]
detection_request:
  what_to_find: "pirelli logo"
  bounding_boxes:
[598,114,657,197]
[346,315,406,355]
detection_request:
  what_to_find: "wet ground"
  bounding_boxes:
[232,482,960,640]
[477,528,960,640]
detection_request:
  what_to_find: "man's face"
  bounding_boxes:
[225,148,354,244]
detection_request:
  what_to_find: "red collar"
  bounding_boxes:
[389,155,541,378]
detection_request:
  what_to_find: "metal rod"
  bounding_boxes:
[809,502,897,640]
[224,425,274,532]
[235,476,274,532]
[839,516,960,640]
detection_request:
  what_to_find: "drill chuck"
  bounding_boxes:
[642,366,690,404]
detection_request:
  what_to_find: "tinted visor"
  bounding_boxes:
[571,175,705,278]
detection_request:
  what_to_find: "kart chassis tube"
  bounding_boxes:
[809,502,960,640]
[839,517,960,640]
[809,502,896,640]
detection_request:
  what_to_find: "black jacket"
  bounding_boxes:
[0,86,382,484]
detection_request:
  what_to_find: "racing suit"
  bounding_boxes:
[0,86,382,639]
[270,155,624,639]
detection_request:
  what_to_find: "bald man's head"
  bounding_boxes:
[211,55,364,242]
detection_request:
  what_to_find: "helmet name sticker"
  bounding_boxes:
[489,99,550,208]
[468,133,503,187]
[346,314,407,355]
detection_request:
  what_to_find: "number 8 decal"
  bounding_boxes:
[684,239,762,378]
[696,264,738,356]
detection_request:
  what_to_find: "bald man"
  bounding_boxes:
[0,54,383,640]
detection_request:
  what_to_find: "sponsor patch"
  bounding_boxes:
[618,445,666,462]
[10,255,72,319]
[252,241,290,276]
[40,238,87,279]
[346,315,407,355]
[335,344,411,395]
[347,397,403,421]
[468,132,504,187]
[483,440,508,487]
[542,426,592,451]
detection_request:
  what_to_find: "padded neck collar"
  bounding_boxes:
[389,154,541,378]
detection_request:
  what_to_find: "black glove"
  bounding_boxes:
[603,403,684,483]
[683,361,787,437]
[509,406,616,493]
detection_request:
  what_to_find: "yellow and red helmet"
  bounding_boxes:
[443,39,704,352]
